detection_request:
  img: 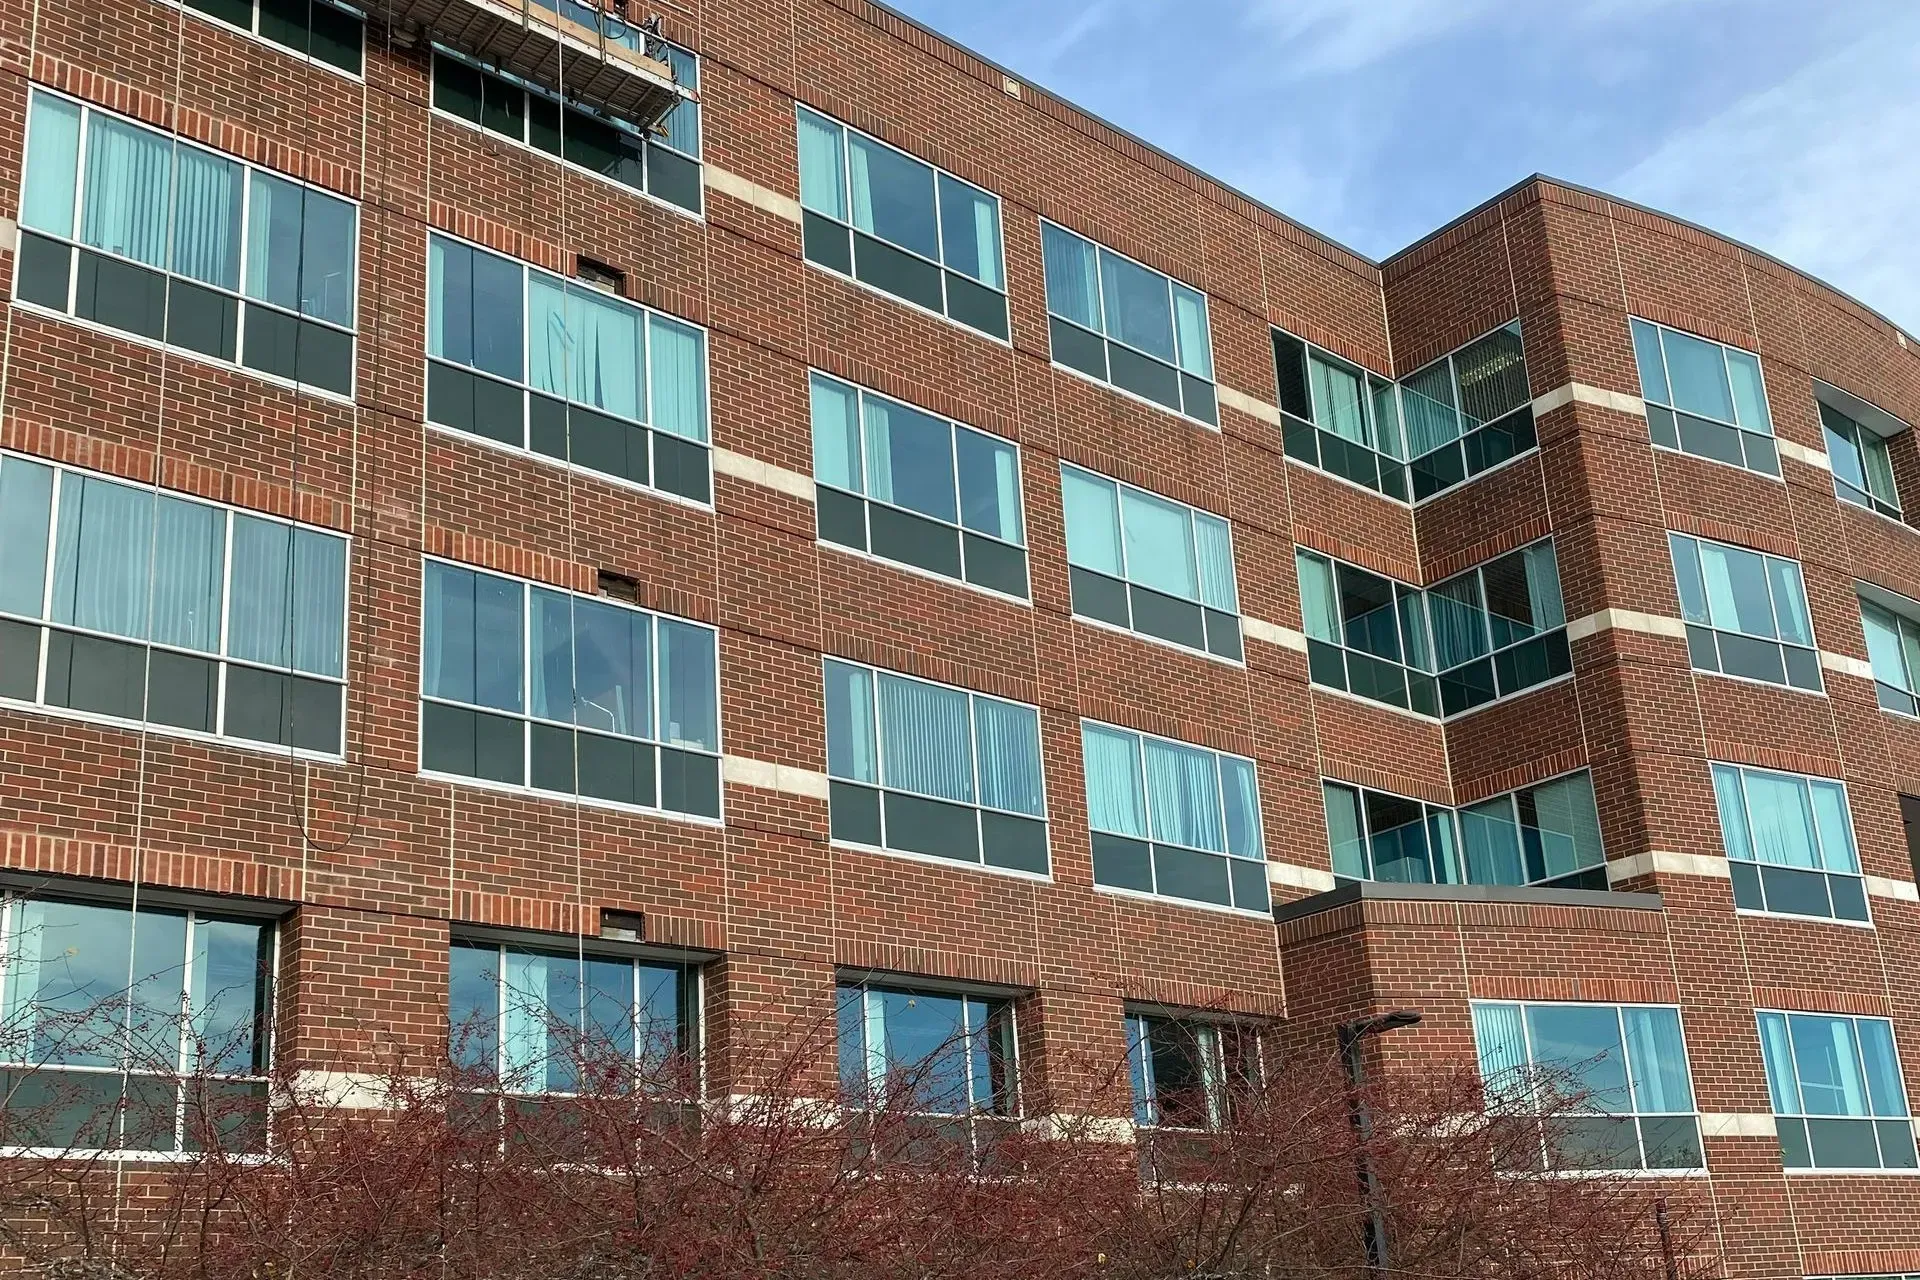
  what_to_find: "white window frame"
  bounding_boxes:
[1631,316,1780,481]
[1758,1009,1917,1175]
[1710,762,1870,928]
[158,0,366,80]
[1668,532,1822,695]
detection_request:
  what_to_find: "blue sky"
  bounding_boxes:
[885,0,1920,334]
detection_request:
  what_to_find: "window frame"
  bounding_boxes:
[1040,218,1218,427]
[415,555,725,824]
[1667,532,1822,694]
[822,656,1050,879]
[1396,320,1539,502]
[0,450,352,759]
[1817,380,1907,521]
[1710,762,1870,927]
[429,44,704,219]
[1125,1009,1260,1132]
[0,890,279,1157]
[422,229,714,508]
[1081,718,1269,917]
[162,0,366,78]
[809,370,1030,602]
[1295,548,1440,718]
[1757,1009,1917,1174]
[1862,587,1920,718]
[1426,538,1572,716]
[1059,462,1243,664]
[1272,327,1412,503]
[1471,998,1705,1175]
[835,979,1021,1119]
[795,106,1009,343]
[1631,317,1780,479]
[16,88,362,403]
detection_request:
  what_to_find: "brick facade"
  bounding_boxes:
[0,0,1918,1274]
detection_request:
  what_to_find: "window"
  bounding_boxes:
[811,373,1027,598]
[0,894,272,1153]
[1060,464,1241,661]
[796,108,1006,340]
[823,659,1047,874]
[1427,540,1571,715]
[17,90,359,396]
[1472,1001,1702,1173]
[1296,549,1438,716]
[1041,221,1216,426]
[419,559,721,819]
[1758,1011,1916,1171]
[1863,593,1920,717]
[1821,398,1902,519]
[1712,764,1867,924]
[433,46,703,215]
[1082,721,1268,914]
[836,982,1017,1117]
[0,453,349,754]
[448,939,694,1094]
[174,0,363,75]
[1126,1012,1258,1130]
[1669,533,1820,691]
[1325,772,1604,889]
[1273,330,1410,501]
[426,234,711,505]
[1397,322,1537,500]
[1631,318,1778,477]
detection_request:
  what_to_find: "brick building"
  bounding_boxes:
[0,0,1918,1273]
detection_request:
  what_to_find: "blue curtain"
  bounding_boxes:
[171,145,242,290]
[1041,223,1100,332]
[1081,724,1144,837]
[1756,1012,1798,1114]
[1061,467,1122,576]
[1144,738,1222,852]
[1470,1002,1529,1107]
[575,286,643,423]
[1623,1006,1695,1113]
[0,457,55,620]
[878,673,971,802]
[23,93,81,237]
[795,108,846,221]
[1194,515,1237,613]
[658,618,717,751]
[649,316,707,443]
[1121,488,1196,601]
[824,660,876,784]
[81,114,171,269]
[974,697,1042,816]
[149,495,224,653]
[811,375,862,494]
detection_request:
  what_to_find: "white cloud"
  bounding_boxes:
[1612,14,1920,331]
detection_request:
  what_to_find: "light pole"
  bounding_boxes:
[1338,1010,1424,1279]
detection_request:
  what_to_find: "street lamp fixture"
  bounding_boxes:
[1339,1009,1424,1279]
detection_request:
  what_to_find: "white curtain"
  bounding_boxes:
[1428,575,1487,670]
[1309,354,1367,445]
[1041,223,1101,331]
[171,145,241,290]
[811,375,862,493]
[1121,489,1196,601]
[1172,284,1211,379]
[649,316,707,443]
[861,396,896,506]
[795,109,846,220]
[1863,605,1909,691]
[1711,765,1753,860]
[1220,756,1261,857]
[1460,798,1524,886]
[227,515,348,678]
[52,474,153,640]
[1756,1013,1799,1114]
[878,673,971,802]
[1081,724,1144,837]
[845,136,875,235]
[23,93,81,237]
[1523,543,1565,631]
[658,618,716,750]
[824,660,876,783]
[1470,1002,1530,1108]
[1194,515,1237,613]
[1399,364,1459,457]
[1623,1007,1694,1113]
[81,115,171,268]
[574,287,642,422]
[1061,467,1121,575]
[0,457,55,620]
[974,697,1042,816]
[1144,739,1222,852]
[1295,551,1339,643]
[1809,781,1860,874]
[1743,770,1819,869]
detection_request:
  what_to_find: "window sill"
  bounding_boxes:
[417,767,726,828]
[1071,612,1244,669]
[1049,359,1219,433]
[1689,665,1828,700]
[423,419,715,514]
[829,837,1052,884]
[1092,881,1272,921]
[1305,679,1437,724]
[1650,439,1784,485]
[1780,1165,1920,1176]
[1733,906,1875,931]
[0,693,346,765]
[817,538,1032,609]
[801,257,1012,349]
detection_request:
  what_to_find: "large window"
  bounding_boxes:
[1427,540,1570,715]
[1712,764,1867,924]
[1083,721,1267,914]
[811,373,1027,599]
[1669,533,1820,692]
[18,90,359,396]
[1822,397,1903,519]
[1324,771,1604,890]
[427,234,711,505]
[0,453,349,754]
[1273,330,1410,501]
[433,45,702,215]
[1472,1001,1702,1173]
[1397,322,1536,500]
[1863,591,1920,717]
[1061,464,1241,661]
[419,559,721,820]
[1631,318,1777,477]
[836,981,1017,1118]
[0,894,273,1153]
[173,0,363,75]
[448,939,694,1094]
[1126,1012,1258,1131]
[1758,1011,1916,1171]
[823,659,1047,874]
[1041,222,1216,426]
[796,108,1006,341]
[1296,549,1438,716]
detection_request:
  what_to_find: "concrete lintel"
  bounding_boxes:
[722,755,830,799]
[1605,851,1731,882]
[712,448,815,502]
[703,165,803,224]
[1242,616,1309,652]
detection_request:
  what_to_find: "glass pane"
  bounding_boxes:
[1742,770,1819,869]
[1757,1011,1798,1114]
[1041,224,1101,332]
[648,315,707,444]
[1809,782,1860,875]
[1660,329,1734,422]
[1364,792,1430,883]
[1712,765,1753,861]
[7,899,140,1068]
[1697,541,1775,637]
[1461,798,1525,885]
[1194,515,1237,613]
[146,496,224,653]
[1429,574,1487,669]
[170,145,243,290]
[875,988,971,1114]
[51,474,155,641]
[1121,489,1197,601]
[1858,1019,1909,1117]
[1767,559,1812,646]
[955,429,1022,543]
[1060,467,1122,576]
[1454,323,1529,427]
[1669,535,1708,624]
[1862,604,1911,692]
[1324,782,1367,879]
[189,916,270,1075]
[795,108,846,221]
[1296,551,1339,643]
[824,660,876,784]
[228,516,348,679]
[1480,552,1540,646]
[1528,774,1603,880]
[0,457,55,619]
[936,174,1001,289]
[246,174,356,327]
[1098,249,1174,362]
[1622,1006,1695,1113]
[1172,284,1212,380]
[864,396,956,524]
[974,697,1042,816]
[448,942,501,1075]
[1725,349,1770,433]
[847,134,937,261]
[1525,1005,1631,1113]
[1309,353,1368,444]
[81,115,174,270]
[1082,723,1146,838]
[23,93,81,237]
[422,562,522,712]
[1220,756,1261,857]
[878,673,972,803]
[658,619,717,752]
[811,375,862,493]
[1629,319,1669,405]
[1789,1014,1870,1116]
[568,597,650,738]
[1143,739,1224,852]
[1337,563,1401,663]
